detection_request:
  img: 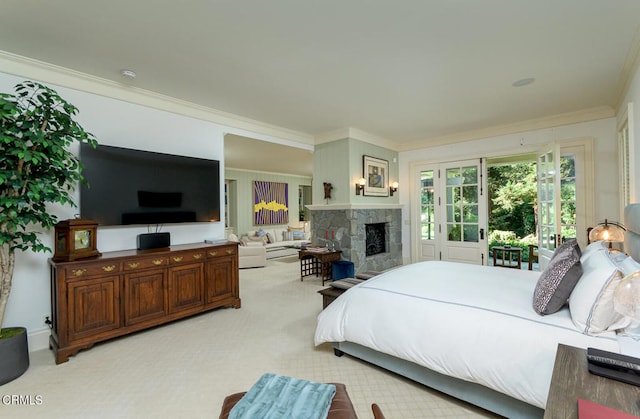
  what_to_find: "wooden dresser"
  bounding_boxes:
[49,242,240,364]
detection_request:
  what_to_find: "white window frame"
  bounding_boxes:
[618,102,636,219]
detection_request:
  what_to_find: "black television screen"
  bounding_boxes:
[80,143,220,226]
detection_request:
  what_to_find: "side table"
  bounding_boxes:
[299,249,342,284]
[492,246,522,269]
[544,344,640,418]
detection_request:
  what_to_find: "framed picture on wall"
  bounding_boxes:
[363,155,389,196]
[253,181,289,225]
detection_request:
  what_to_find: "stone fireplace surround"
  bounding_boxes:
[307,204,402,274]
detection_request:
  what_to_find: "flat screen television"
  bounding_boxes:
[79,143,221,226]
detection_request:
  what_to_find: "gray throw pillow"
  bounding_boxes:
[550,238,581,261]
[533,246,583,315]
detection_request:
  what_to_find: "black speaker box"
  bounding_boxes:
[137,232,171,250]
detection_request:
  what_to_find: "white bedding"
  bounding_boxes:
[314,261,620,409]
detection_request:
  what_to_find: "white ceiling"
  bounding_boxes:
[1,1,639,177]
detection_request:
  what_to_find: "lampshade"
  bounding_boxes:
[613,271,640,322]
[588,219,626,243]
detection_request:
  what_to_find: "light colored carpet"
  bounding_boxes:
[1,258,498,418]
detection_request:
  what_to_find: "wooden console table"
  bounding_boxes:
[492,246,522,269]
[544,344,640,418]
[49,242,240,364]
[299,249,341,284]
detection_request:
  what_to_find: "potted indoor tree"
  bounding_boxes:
[0,80,96,384]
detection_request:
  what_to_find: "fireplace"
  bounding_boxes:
[366,223,386,256]
[308,206,402,274]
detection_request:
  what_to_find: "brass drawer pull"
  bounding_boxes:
[72,269,87,277]
[128,262,140,269]
[152,259,164,265]
[226,249,234,254]
[209,251,218,256]
[193,254,202,260]
[172,256,184,262]
[101,265,116,272]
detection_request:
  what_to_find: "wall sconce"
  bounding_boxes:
[390,181,399,196]
[355,178,365,195]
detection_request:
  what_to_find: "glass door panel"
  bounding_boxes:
[420,170,436,241]
[537,145,561,265]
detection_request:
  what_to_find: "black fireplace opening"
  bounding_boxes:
[366,223,386,256]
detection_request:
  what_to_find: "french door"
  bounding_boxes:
[537,144,562,266]
[414,158,488,265]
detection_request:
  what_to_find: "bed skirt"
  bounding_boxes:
[332,341,544,419]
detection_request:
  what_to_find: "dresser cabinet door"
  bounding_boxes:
[168,263,204,313]
[67,276,120,343]
[123,268,168,326]
[205,255,236,306]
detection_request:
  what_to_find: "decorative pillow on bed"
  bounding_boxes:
[569,249,631,334]
[579,240,607,264]
[551,238,581,261]
[532,244,582,315]
[618,256,640,276]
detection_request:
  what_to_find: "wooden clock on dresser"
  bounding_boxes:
[52,218,101,262]
[49,241,240,364]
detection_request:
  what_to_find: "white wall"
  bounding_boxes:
[620,61,640,203]
[398,117,619,262]
[1,72,228,351]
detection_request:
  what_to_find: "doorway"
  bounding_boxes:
[487,154,538,269]
[486,146,587,270]
[411,139,592,269]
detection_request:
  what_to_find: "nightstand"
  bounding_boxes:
[544,344,640,418]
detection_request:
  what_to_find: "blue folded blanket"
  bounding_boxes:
[229,373,336,419]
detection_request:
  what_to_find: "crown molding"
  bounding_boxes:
[314,127,397,150]
[397,106,615,151]
[225,166,313,179]
[0,50,314,146]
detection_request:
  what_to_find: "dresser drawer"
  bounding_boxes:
[123,257,169,271]
[206,246,237,259]
[64,262,121,279]
[169,250,206,264]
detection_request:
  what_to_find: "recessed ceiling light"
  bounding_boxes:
[120,69,137,79]
[512,77,535,87]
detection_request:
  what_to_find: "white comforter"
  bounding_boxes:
[314,261,620,409]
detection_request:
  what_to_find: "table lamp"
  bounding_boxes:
[613,271,640,339]
[588,219,626,249]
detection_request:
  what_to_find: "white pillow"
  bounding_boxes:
[579,241,607,264]
[569,249,630,334]
[617,255,640,276]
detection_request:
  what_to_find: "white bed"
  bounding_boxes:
[315,204,640,418]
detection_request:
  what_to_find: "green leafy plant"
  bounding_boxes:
[0,81,97,337]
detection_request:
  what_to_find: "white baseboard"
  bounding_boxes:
[27,327,51,353]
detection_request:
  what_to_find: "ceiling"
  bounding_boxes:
[1,1,640,177]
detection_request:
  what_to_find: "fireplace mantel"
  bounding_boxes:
[306,203,403,211]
